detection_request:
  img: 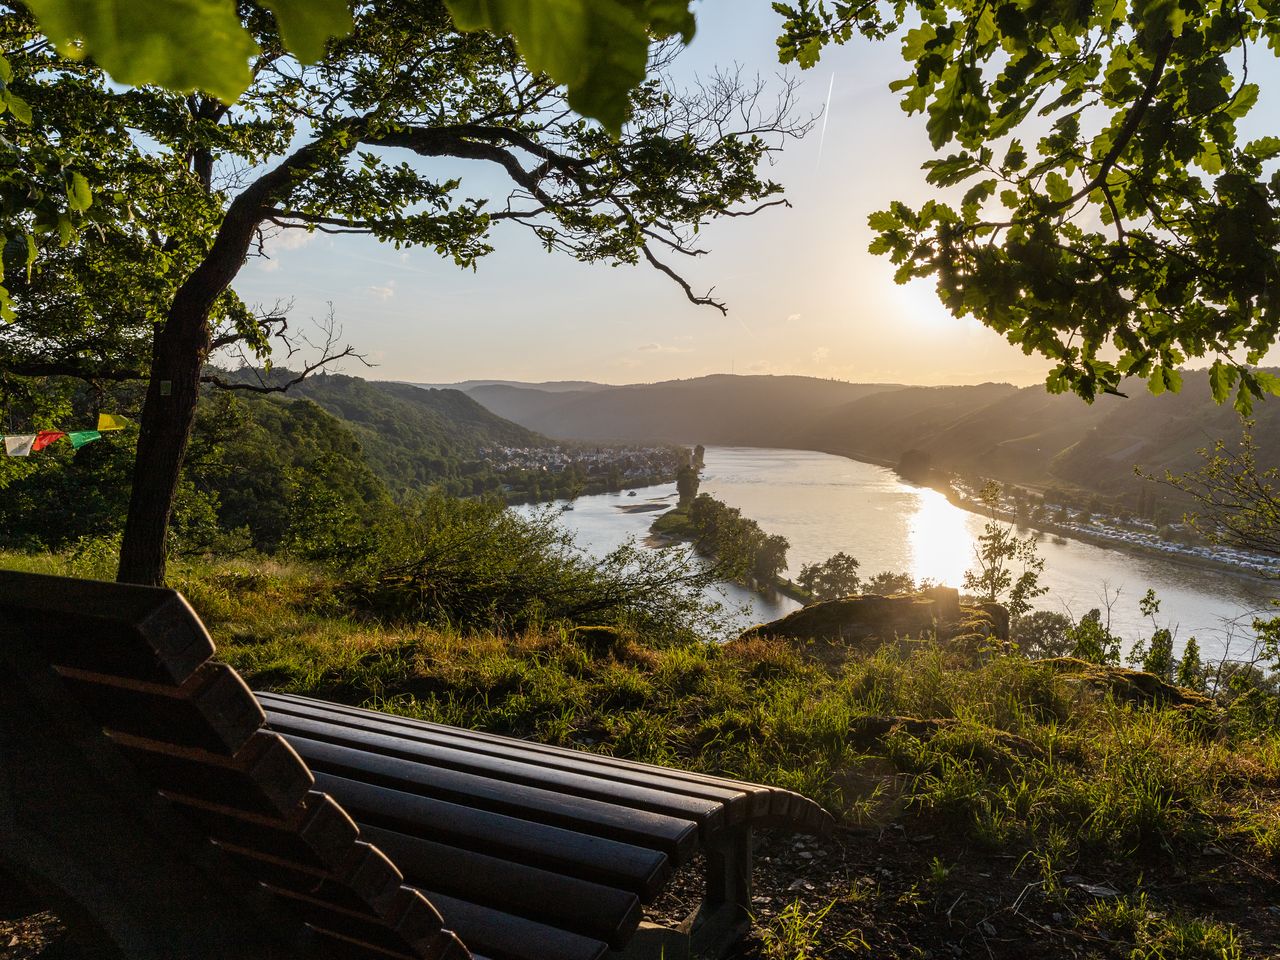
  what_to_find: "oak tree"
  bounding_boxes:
[776,0,1280,410]
[2,1,800,584]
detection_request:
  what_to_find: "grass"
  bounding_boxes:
[13,550,1269,864]
[6,549,1274,954]
[1081,895,1245,959]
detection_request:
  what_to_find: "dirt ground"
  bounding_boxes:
[5,825,1278,959]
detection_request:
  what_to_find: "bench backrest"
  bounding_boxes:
[0,570,468,960]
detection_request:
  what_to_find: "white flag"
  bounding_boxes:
[4,435,36,457]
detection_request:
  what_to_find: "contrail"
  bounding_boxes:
[816,72,835,171]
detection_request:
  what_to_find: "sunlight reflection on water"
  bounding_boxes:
[907,487,975,588]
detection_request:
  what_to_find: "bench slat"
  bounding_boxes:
[265,694,835,830]
[162,789,363,873]
[288,735,700,860]
[263,696,763,819]
[411,890,607,960]
[267,714,725,832]
[264,882,448,959]
[362,824,641,948]
[0,571,214,684]
[314,772,670,900]
[264,693,787,808]
[108,729,314,817]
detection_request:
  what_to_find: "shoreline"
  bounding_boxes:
[647,507,812,604]
[810,445,1275,587]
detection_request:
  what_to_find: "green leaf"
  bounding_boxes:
[66,170,92,212]
[1044,170,1072,203]
[2,90,31,124]
[445,0,694,135]
[257,0,352,63]
[1225,83,1259,120]
[867,210,898,231]
[25,0,259,102]
[1244,136,1280,160]
[1207,360,1234,402]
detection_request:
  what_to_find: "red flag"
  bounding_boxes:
[32,431,66,451]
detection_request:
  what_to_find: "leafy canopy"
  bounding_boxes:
[776,0,1280,411]
[22,0,694,133]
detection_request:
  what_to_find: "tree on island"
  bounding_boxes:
[1,3,802,585]
[676,464,701,508]
[797,551,862,601]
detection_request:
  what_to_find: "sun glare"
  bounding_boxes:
[907,487,975,588]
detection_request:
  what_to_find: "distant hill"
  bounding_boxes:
[412,379,609,394]
[466,375,904,444]
[457,371,1280,500]
[213,370,554,496]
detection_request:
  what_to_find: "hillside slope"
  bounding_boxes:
[462,372,1280,498]
[467,375,904,443]
[211,370,555,496]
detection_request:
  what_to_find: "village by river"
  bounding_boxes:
[518,446,1276,660]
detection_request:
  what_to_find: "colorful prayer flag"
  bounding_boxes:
[32,431,66,451]
[97,413,129,432]
[4,435,36,457]
[67,431,102,449]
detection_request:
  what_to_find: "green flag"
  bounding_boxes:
[67,431,101,449]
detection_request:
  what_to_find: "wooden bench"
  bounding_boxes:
[0,570,833,960]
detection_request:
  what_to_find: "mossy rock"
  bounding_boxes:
[1039,657,1217,712]
[740,590,1010,668]
[741,594,939,644]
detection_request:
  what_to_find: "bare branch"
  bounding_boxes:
[641,244,726,314]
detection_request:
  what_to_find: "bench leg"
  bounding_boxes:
[684,824,752,958]
[609,826,753,960]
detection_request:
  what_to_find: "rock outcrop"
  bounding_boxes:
[737,586,1008,664]
[1038,657,1217,712]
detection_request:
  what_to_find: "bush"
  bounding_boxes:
[345,494,730,637]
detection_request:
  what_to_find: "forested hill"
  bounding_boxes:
[285,375,552,493]
[459,372,1280,497]
[214,370,553,494]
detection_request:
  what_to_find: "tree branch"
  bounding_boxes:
[641,244,726,314]
[1047,33,1174,215]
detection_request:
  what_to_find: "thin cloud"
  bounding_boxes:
[786,313,803,323]
[369,282,396,301]
[637,342,692,354]
[812,346,830,364]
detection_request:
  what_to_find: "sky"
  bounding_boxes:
[233,2,1279,388]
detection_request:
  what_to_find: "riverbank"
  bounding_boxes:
[814,444,1275,585]
[650,502,811,604]
[504,471,673,506]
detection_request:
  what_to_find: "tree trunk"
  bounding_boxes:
[115,297,212,586]
[113,130,355,585]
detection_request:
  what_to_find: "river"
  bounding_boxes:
[518,446,1276,659]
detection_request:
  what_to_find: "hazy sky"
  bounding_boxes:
[233,2,1279,387]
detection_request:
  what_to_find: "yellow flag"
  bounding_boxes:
[97,413,129,432]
